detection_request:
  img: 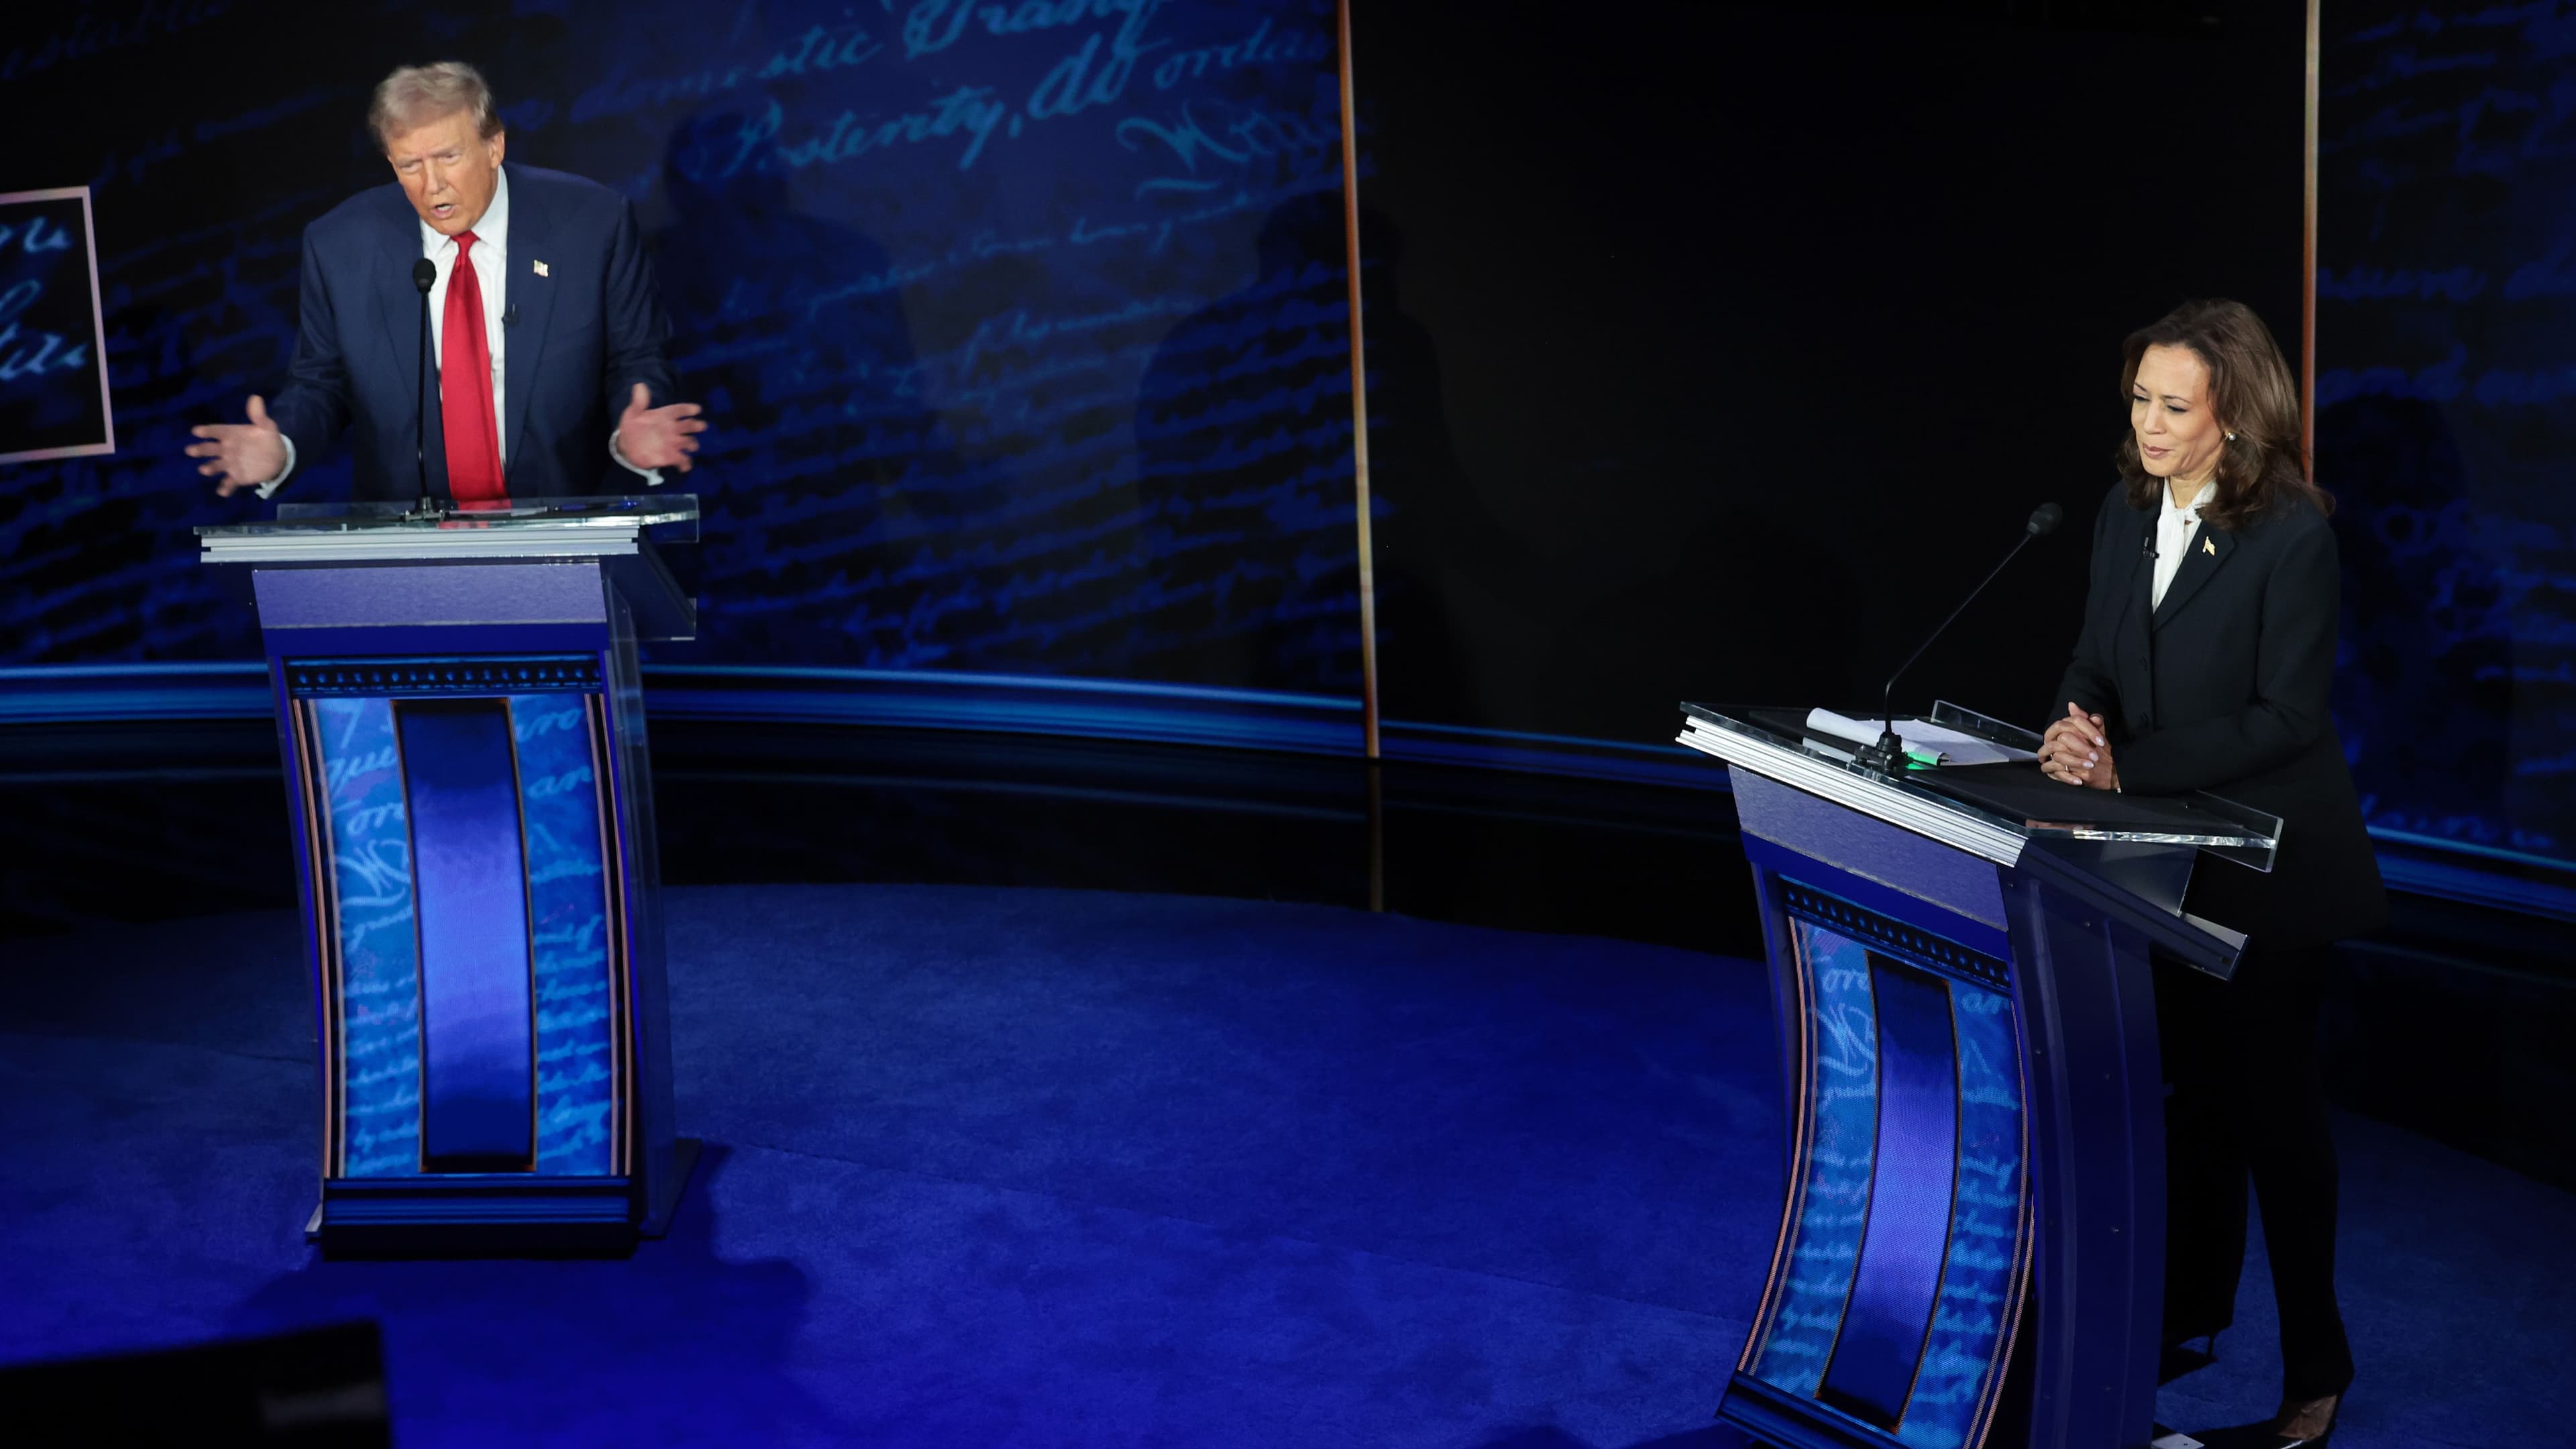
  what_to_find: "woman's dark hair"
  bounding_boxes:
[2115,299,2332,530]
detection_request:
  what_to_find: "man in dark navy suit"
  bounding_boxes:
[189,62,704,502]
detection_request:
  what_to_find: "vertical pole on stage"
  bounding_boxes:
[2301,0,2320,476]
[1336,0,1386,914]
[1335,0,1380,764]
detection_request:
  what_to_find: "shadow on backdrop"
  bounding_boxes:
[1132,189,1364,694]
[2317,394,2508,842]
[649,107,973,663]
[1356,203,1536,730]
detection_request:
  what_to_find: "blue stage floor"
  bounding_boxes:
[2,885,2567,1447]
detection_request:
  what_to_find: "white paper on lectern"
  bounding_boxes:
[1803,708,2039,767]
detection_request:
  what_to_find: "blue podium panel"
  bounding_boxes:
[303,698,422,1178]
[1817,957,1961,1429]
[1735,872,2031,1449]
[511,693,619,1179]
[286,659,638,1232]
[398,698,537,1172]
[298,680,625,1185]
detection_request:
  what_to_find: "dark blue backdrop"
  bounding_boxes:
[2319,2,2576,871]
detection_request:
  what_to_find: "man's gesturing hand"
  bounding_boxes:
[188,395,288,497]
[616,383,707,474]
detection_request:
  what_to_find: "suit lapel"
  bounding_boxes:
[2115,502,2155,653]
[502,166,555,480]
[370,193,447,491]
[372,199,421,416]
[2151,517,2237,630]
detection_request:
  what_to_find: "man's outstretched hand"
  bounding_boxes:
[188,395,287,496]
[616,383,707,474]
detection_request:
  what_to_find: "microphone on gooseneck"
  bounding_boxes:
[1857,501,2065,773]
[411,258,440,517]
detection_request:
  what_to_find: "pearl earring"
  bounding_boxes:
[2225,431,2237,441]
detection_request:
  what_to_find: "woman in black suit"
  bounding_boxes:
[2036,299,2384,1447]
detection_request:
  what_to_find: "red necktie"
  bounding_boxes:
[439,231,507,506]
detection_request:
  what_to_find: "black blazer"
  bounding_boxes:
[2055,480,2387,947]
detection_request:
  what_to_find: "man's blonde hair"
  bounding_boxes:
[369,62,502,149]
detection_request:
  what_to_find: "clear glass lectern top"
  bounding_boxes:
[196,495,701,640]
[1680,699,2282,871]
[197,495,700,543]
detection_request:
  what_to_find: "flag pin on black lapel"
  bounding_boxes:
[2202,537,2216,555]
[533,260,549,277]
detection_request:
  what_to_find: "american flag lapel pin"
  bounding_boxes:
[533,260,549,277]
[2202,537,2216,555]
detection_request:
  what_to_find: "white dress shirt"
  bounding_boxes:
[2151,476,2210,610]
[258,167,659,496]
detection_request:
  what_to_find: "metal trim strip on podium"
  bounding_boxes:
[1678,711,2028,866]
[203,504,698,641]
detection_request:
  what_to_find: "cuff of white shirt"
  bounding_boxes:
[252,433,299,499]
[608,429,665,488]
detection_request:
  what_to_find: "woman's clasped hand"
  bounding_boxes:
[2038,700,2118,790]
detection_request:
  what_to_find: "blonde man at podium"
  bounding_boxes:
[186,62,705,506]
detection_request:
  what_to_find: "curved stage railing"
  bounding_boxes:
[5,658,2571,922]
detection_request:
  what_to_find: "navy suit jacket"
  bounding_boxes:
[268,164,678,502]
[2056,480,2387,947]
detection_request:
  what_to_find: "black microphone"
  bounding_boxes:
[1858,502,2064,772]
[411,258,440,518]
[502,304,517,327]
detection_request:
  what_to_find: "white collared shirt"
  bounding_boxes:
[2151,477,2210,609]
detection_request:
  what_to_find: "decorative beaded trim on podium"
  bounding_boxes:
[285,655,602,696]
[1777,879,2010,990]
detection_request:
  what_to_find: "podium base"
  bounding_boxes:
[309,1138,702,1259]
[641,1136,702,1239]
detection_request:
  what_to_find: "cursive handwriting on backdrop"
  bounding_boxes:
[2317,3,2576,863]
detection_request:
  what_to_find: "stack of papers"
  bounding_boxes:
[1803,709,2039,767]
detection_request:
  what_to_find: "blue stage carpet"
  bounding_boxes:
[0,885,2565,1448]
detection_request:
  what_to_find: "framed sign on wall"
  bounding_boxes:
[0,186,113,465]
